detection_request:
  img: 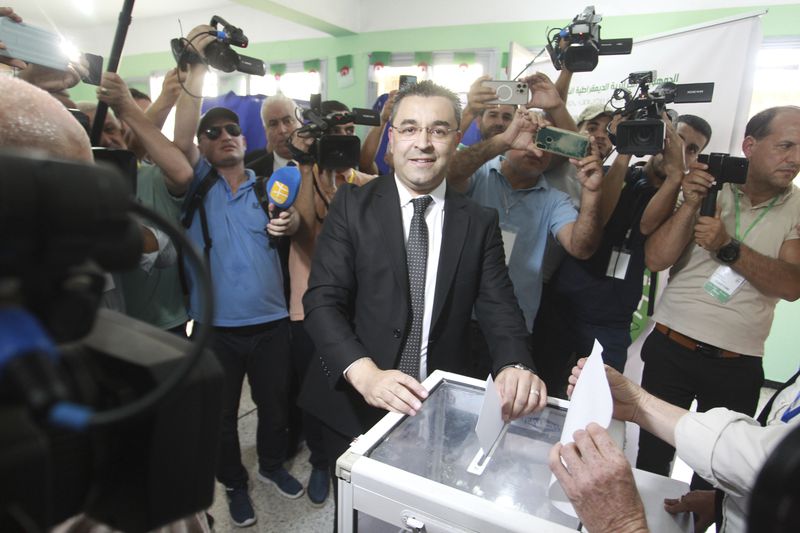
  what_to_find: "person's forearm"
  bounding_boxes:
[633,392,690,448]
[644,202,697,272]
[554,69,573,105]
[731,244,800,300]
[640,170,682,236]
[145,90,179,131]
[447,136,506,191]
[459,108,477,135]
[173,66,204,164]
[359,123,385,173]
[546,102,577,132]
[118,104,193,194]
[599,154,630,226]
[567,191,603,259]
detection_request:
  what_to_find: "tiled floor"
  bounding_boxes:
[207,382,334,533]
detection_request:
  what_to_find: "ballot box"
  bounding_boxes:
[336,370,692,533]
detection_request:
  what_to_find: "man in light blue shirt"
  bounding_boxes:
[174,26,303,527]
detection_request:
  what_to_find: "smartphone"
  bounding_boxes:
[481,80,530,106]
[399,75,417,90]
[0,18,70,71]
[535,126,590,159]
[80,53,104,86]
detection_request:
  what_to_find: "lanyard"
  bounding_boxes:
[781,390,800,423]
[734,188,779,242]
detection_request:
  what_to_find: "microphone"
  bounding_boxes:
[266,164,301,216]
[264,164,301,246]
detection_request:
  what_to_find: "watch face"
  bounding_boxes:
[719,241,740,262]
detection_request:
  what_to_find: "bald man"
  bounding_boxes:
[0,76,92,161]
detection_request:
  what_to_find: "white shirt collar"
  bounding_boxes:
[393,175,447,208]
[273,151,289,170]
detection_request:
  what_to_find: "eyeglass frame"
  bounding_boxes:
[201,123,242,140]
[389,124,460,143]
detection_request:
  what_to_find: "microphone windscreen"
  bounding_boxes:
[266,166,301,208]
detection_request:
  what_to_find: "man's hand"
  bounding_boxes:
[571,137,604,193]
[0,7,26,69]
[550,424,649,533]
[694,205,730,252]
[496,108,537,151]
[346,358,429,416]
[567,358,647,424]
[267,205,300,237]
[184,24,217,60]
[159,68,184,102]
[465,75,496,115]
[522,72,564,111]
[681,162,715,207]
[96,72,137,116]
[662,113,687,176]
[664,490,715,532]
[495,366,547,421]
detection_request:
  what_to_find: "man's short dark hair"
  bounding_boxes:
[129,87,151,102]
[745,106,800,140]
[391,80,462,127]
[321,100,350,115]
[676,114,712,147]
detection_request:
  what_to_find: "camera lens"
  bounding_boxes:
[633,128,654,145]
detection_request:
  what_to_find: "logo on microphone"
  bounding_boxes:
[269,181,290,204]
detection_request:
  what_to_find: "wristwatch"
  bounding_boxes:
[716,238,741,264]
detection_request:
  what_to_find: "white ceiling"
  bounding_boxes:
[18,0,793,56]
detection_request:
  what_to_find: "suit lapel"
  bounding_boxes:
[431,187,469,329]
[374,176,408,291]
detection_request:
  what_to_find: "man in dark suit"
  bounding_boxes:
[245,94,303,176]
[298,81,547,484]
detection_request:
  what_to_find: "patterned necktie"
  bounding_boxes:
[398,195,433,379]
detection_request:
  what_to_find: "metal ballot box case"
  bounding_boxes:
[337,370,692,533]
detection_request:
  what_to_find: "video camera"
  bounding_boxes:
[171,16,266,76]
[546,5,632,72]
[611,70,715,156]
[0,153,222,532]
[289,94,380,170]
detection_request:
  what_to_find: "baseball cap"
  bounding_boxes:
[197,107,240,138]
[575,104,613,126]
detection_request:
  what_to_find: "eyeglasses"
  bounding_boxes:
[390,125,459,142]
[202,123,242,140]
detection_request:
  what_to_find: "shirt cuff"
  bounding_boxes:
[674,409,751,484]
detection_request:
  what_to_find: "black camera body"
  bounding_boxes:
[546,6,632,72]
[171,16,266,76]
[697,152,750,216]
[613,72,715,156]
[289,94,380,170]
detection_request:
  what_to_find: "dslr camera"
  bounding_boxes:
[546,5,632,72]
[612,70,715,156]
[289,95,380,170]
[171,16,266,76]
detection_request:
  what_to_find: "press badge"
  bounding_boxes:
[703,265,746,303]
[605,246,631,280]
[500,223,518,266]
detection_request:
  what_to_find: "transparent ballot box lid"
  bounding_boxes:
[365,378,578,529]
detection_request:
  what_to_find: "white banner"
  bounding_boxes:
[513,12,764,155]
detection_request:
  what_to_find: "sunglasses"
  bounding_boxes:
[202,123,242,140]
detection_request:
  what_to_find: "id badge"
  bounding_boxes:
[703,265,746,303]
[605,246,631,280]
[500,223,519,266]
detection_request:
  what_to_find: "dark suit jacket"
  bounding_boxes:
[244,149,274,178]
[298,175,533,438]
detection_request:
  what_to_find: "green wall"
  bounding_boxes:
[69,4,800,381]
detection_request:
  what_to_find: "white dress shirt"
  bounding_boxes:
[394,176,446,381]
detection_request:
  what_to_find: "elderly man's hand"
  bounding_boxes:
[96,72,137,116]
[567,358,647,424]
[550,423,650,533]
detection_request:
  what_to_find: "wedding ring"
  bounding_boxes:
[529,389,540,396]
[99,87,108,94]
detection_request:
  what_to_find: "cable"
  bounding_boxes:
[78,201,214,428]
[511,47,547,82]
[175,31,217,99]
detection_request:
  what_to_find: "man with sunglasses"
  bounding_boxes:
[173,24,301,528]
[298,82,550,528]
